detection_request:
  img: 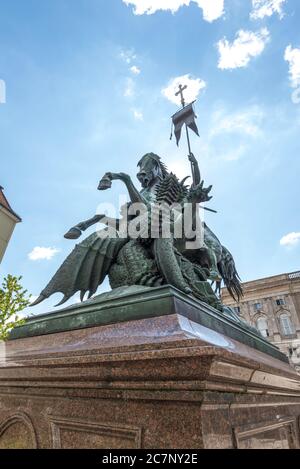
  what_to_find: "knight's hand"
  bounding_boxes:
[188,153,197,165]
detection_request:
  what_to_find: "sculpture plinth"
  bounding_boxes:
[1,286,300,449]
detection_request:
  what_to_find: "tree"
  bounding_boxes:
[0,275,31,341]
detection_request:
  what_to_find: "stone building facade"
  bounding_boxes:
[222,271,300,371]
[0,186,21,263]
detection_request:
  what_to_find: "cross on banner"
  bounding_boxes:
[170,84,217,215]
[175,84,187,108]
[171,84,199,149]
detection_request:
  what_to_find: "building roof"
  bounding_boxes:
[0,185,21,222]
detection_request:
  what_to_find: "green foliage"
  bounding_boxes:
[0,275,31,341]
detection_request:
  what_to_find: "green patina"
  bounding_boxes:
[31,153,242,317]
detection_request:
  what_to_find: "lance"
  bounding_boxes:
[171,84,217,214]
[174,84,198,187]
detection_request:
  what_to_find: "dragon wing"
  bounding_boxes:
[31,231,127,307]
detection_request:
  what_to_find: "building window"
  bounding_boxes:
[289,346,300,358]
[276,299,286,306]
[254,302,262,311]
[279,314,294,336]
[256,317,269,338]
[233,306,241,315]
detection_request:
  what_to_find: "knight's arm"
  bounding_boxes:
[189,153,201,186]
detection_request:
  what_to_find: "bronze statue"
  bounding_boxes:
[31,152,242,314]
[32,84,245,326]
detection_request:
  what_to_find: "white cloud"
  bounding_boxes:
[222,145,247,162]
[250,0,286,20]
[132,108,144,120]
[217,28,270,70]
[210,106,265,138]
[124,77,135,97]
[124,0,188,14]
[195,0,224,22]
[28,247,60,261]
[130,65,141,75]
[285,45,300,88]
[123,0,225,22]
[162,74,206,106]
[280,232,300,247]
[120,49,137,64]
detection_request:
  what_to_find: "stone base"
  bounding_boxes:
[1,286,300,449]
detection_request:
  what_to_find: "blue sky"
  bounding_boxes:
[0,0,299,313]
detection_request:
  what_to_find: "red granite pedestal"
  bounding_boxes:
[1,288,300,449]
